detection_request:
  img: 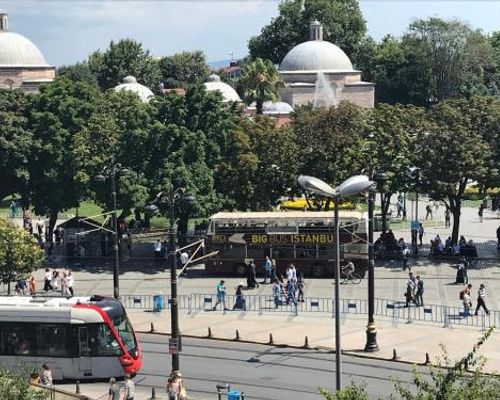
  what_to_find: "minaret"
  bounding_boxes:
[0,11,8,31]
[310,20,323,41]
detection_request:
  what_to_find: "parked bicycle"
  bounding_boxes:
[340,261,361,284]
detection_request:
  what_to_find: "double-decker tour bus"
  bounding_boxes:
[205,211,368,278]
[0,295,142,380]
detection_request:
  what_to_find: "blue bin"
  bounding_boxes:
[228,391,241,400]
[153,295,165,311]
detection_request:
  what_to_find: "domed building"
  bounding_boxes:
[279,21,374,108]
[114,76,154,103]
[0,11,55,92]
[204,74,241,103]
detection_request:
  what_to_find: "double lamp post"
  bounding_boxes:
[298,174,376,392]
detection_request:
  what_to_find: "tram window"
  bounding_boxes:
[36,325,68,356]
[110,316,136,355]
[90,324,122,356]
[0,324,35,356]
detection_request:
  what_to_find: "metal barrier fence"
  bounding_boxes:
[121,294,499,330]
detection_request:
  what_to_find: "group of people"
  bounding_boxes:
[43,267,75,296]
[460,283,489,316]
[14,275,37,295]
[28,364,53,387]
[429,234,478,259]
[107,374,136,400]
[404,272,425,307]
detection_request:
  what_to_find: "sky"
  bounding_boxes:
[3,0,500,67]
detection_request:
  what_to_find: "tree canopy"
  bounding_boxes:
[160,50,210,88]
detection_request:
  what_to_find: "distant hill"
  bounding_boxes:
[208,59,232,69]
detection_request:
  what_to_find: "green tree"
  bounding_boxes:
[0,219,43,294]
[0,90,32,201]
[27,78,104,237]
[237,58,283,114]
[0,368,47,400]
[248,0,366,65]
[418,97,492,243]
[92,39,162,90]
[160,50,210,88]
[293,102,366,208]
[57,62,99,87]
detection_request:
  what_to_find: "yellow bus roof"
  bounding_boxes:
[210,211,366,221]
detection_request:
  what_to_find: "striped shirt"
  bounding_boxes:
[478,287,486,299]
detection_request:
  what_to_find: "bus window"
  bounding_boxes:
[0,324,34,356]
[36,325,68,357]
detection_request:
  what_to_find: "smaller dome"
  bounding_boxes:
[114,76,154,103]
[206,74,221,82]
[263,101,294,115]
[204,75,241,103]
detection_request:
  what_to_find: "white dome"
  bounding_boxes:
[114,76,154,103]
[0,31,49,67]
[280,40,354,73]
[263,101,294,115]
[204,75,241,103]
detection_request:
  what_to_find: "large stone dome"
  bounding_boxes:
[114,76,154,103]
[0,31,49,67]
[280,40,354,73]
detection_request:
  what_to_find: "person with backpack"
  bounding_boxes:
[460,284,473,315]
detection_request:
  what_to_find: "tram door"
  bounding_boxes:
[76,327,92,376]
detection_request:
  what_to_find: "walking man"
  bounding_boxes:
[124,374,135,400]
[405,273,416,307]
[460,284,473,316]
[108,378,120,400]
[260,256,272,284]
[212,280,228,311]
[475,283,489,315]
[425,204,433,220]
[418,223,424,246]
[415,275,424,307]
[286,279,297,308]
[445,207,451,228]
[272,280,282,308]
[43,268,52,292]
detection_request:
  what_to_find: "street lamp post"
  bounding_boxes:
[298,175,375,392]
[95,158,127,299]
[146,187,195,375]
[364,171,387,352]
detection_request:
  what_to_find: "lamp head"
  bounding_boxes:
[336,175,376,197]
[94,173,106,182]
[144,204,159,214]
[297,175,337,198]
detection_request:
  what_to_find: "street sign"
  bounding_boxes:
[168,337,182,354]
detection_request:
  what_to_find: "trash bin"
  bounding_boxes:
[228,390,242,400]
[153,295,165,312]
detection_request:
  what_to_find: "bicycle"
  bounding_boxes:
[340,262,361,284]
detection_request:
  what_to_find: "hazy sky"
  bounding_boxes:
[3,0,500,67]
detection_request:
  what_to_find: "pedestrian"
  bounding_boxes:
[445,207,451,228]
[246,259,258,289]
[475,283,489,315]
[415,275,424,307]
[51,269,60,291]
[108,377,120,400]
[212,280,228,311]
[124,373,135,400]
[418,223,424,246]
[28,275,36,295]
[286,279,297,308]
[402,245,411,271]
[166,372,186,400]
[41,364,53,387]
[478,204,484,223]
[396,199,403,218]
[16,277,27,295]
[61,272,70,296]
[497,225,500,249]
[124,233,133,257]
[43,268,52,292]
[180,250,189,268]
[67,270,74,296]
[405,273,416,307]
[233,283,246,310]
[460,284,473,316]
[296,271,305,302]
[271,258,279,283]
[425,204,433,220]
[260,256,272,284]
[273,280,282,308]
[154,239,162,259]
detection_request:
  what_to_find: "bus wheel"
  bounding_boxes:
[233,263,247,277]
[311,264,324,278]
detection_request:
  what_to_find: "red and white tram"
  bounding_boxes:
[0,295,142,380]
